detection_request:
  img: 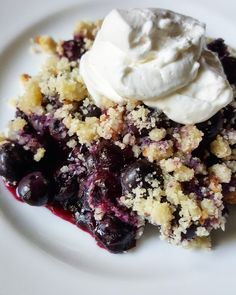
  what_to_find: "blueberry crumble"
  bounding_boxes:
[0,9,235,253]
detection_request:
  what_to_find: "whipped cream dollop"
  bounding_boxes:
[80,8,233,124]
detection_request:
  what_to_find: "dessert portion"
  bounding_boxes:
[0,8,235,253]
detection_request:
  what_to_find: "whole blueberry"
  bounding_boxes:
[197,111,223,142]
[84,169,122,208]
[16,172,49,206]
[94,215,137,253]
[88,140,124,172]
[0,142,33,183]
[194,112,224,158]
[121,159,162,192]
[221,56,236,85]
[207,38,229,58]
[52,168,80,211]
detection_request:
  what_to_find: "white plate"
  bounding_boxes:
[0,0,236,294]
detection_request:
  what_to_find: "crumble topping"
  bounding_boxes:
[142,140,174,162]
[34,147,46,162]
[8,118,27,133]
[34,35,57,53]
[17,79,43,114]
[210,135,232,158]
[173,125,203,153]
[210,163,232,183]
[149,128,166,142]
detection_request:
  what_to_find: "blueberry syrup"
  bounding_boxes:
[4,180,76,223]
[3,180,106,249]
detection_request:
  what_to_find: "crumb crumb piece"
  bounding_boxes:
[125,100,141,111]
[123,134,136,145]
[54,104,74,119]
[60,165,69,173]
[121,188,173,230]
[56,71,87,102]
[210,135,231,158]
[209,176,222,194]
[165,180,188,205]
[132,145,141,158]
[17,79,43,114]
[149,202,173,228]
[114,141,126,149]
[128,105,155,131]
[64,116,99,144]
[210,163,232,183]
[34,147,46,162]
[200,199,217,217]
[224,130,236,145]
[34,35,57,53]
[160,157,181,173]
[97,106,124,139]
[174,165,194,182]
[226,160,236,173]
[174,125,203,153]
[76,117,99,144]
[149,128,166,141]
[74,20,102,40]
[181,199,202,222]
[9,118,27,133]
[20,74,31,86]
[66,139,77,148]
[94,207,105,221]
[142,140,173,162]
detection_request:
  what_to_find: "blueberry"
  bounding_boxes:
[122,146,135,165]
[194,112,224,158]
[121,159,162,192]
[221,56,236,85]
[85,169,122,208]
[204,153,221,167]
[61,38,86,61]
[88,140,124,172]
[0,142,33,183]
[52,168,80,211]
[207,38,229,58]
[16,172,49,206]
[94,214,137,253]
[197,111,223,142]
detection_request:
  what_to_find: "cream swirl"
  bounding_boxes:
[80,8,233,124]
